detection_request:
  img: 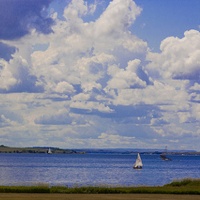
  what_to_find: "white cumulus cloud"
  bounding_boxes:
[147,30,200,80]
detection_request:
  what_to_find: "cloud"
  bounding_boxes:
[107,59,151,90]
[110,80,188,107]
[0,59,18,91]
[35,111,73,125]
[146,29,200,129]
[0,55,43,93]
[94,0,141,36]
[54,81,75,94]
[147,30,200,81]
[190,83,200,91]
[191,104,200,121]
[75,53,116,92]
[29,0,199,149]
[0,114,16,127]
[98,132,136,146]
[31,0,147,97]
[70,101,114,114]
[150,118,169,126]
[0,0,54,40]
[1,0,200,150]
[63,0,88,20]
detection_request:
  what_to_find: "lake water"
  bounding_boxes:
[0,153,200,187]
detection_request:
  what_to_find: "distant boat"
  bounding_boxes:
[133,153,143,169]
[47,148,52,154]
[160,154,171,161]
[160,146,171,161]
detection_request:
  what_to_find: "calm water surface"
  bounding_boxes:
[0,153,200,186]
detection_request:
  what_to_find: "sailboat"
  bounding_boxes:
[160,146,171,161]
[47,148,52,154]
[133,153,143,169]
[160,154,171,161]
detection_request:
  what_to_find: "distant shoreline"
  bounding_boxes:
[0,145,199,155]
[0,145,84,154]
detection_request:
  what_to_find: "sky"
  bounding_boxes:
[0,0,200,151]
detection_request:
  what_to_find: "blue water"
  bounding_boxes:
[0,153,200,186]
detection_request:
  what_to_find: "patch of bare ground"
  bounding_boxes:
[0,194,200,200]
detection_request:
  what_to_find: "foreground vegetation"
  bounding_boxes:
[0,179,199,195]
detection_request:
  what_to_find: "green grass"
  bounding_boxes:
[0,179,199,194]
[166,178,200,187]
[0,185,50,193]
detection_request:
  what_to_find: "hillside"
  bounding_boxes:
[0,145,80,154]
[0,145,199,155]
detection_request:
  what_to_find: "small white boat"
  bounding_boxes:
[47,148,52,154]
[133,153,143,169]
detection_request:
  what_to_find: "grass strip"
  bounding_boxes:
[0,185,50,193]
[0,178,199,194]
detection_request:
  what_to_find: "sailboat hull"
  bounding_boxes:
[160,154,171,161]
[133,166,142,169]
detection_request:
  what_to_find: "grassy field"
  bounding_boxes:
[0,179,199,200]
[0,179,199,195]
[0,193,200,200]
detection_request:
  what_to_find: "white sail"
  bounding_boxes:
[47,148,52,154]
[133,153,143,169]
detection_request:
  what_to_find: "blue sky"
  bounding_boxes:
[134,0,200,51]
[0,0,200,150]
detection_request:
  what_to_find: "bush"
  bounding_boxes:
[166,178,200,187]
